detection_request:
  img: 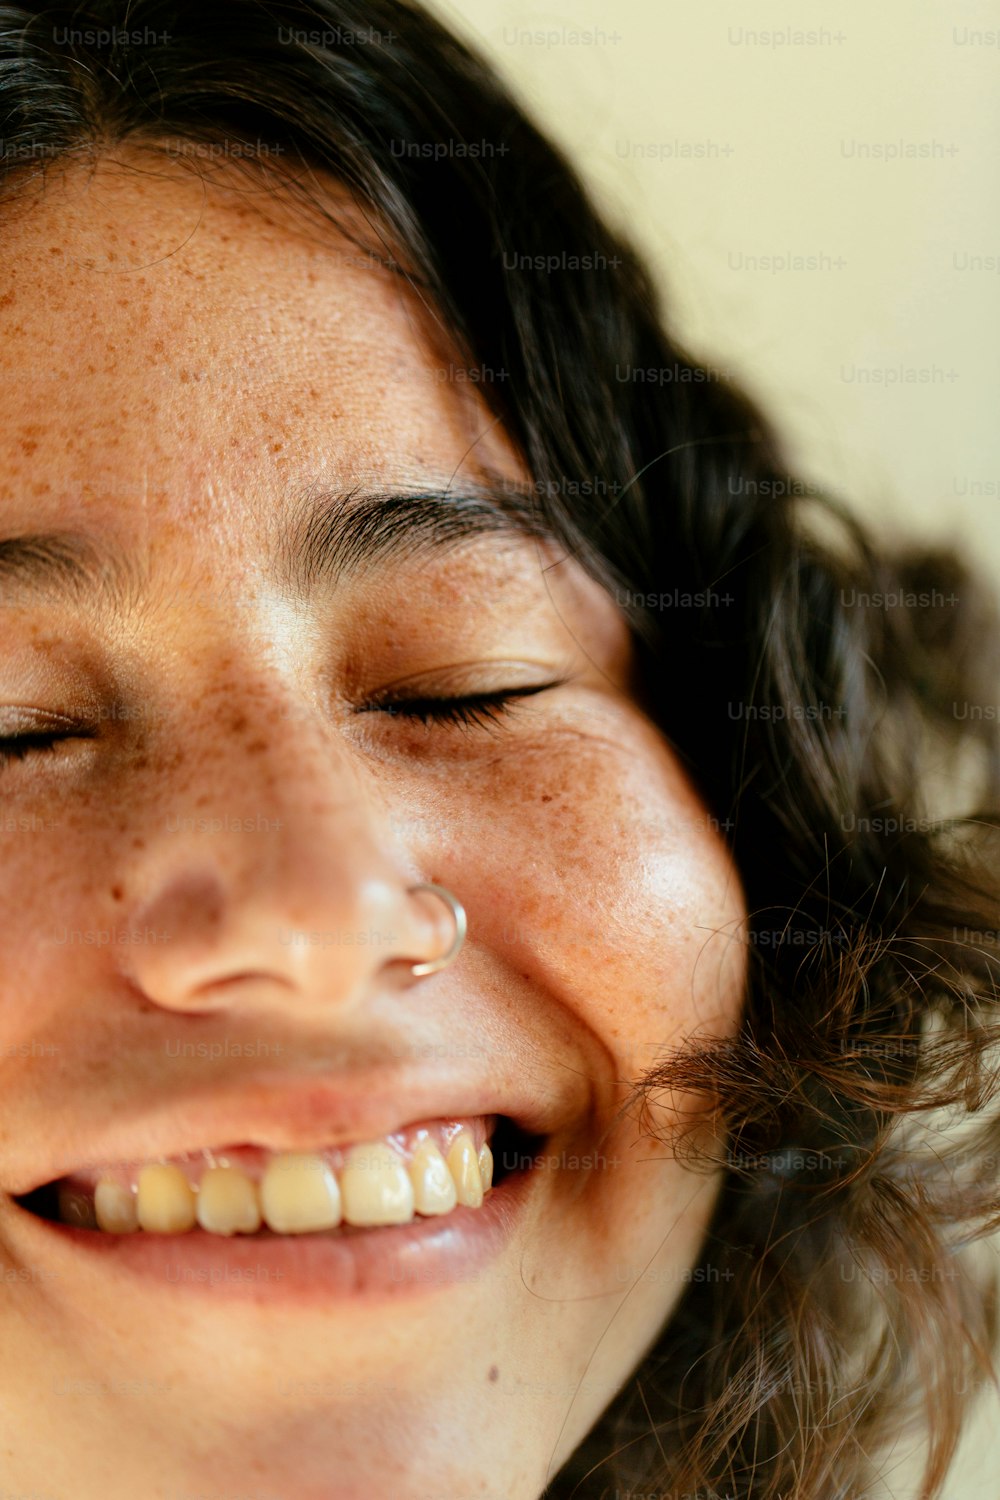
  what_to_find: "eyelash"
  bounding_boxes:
[359,684,555,731]
[0,686,556,764]
[0,731,78,766]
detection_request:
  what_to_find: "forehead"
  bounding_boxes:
[0,150,524,551]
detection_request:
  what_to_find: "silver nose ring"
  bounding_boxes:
[406,883,467,976]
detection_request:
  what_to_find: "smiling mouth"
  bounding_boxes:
[16,1117,538,1238]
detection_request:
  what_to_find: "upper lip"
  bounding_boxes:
[3,1067,560,1196]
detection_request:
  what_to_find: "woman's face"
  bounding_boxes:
[0,153,746,1500]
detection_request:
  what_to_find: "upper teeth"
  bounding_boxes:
[60,1130,495,1237]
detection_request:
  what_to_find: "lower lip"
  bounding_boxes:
[6,1169,537,1303]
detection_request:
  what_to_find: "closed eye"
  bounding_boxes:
[360,683,562,732]
[0,684,566,765]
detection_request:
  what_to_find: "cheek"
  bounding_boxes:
[431,715,748,1071]
[0,807,83,1008]
[0,774,172,1072]
[419,720,747,1312]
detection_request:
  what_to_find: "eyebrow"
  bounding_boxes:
[0,482,556,612]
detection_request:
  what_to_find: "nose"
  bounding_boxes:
[117,684,457,1021]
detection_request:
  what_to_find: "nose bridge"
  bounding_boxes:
[168,669,382,904]
[118,662,436,1014]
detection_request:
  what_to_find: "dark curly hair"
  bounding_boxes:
[2,2,998,1495]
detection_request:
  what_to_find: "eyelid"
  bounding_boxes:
[356,658,575,701]
[354,679,571,737]
[0,705,85,735]
[363,681,560,714]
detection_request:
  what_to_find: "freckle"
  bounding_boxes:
[19,438,38,456]
[270,441,283,452]
[0,289,14,308]
[246,739,268,755]
[229,714,248,734]
[488,1365,499,1382]
[110,884,124,902]
[540,794,553,803]
[131,837,146,850]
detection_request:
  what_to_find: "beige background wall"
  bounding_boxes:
[421,2,1000,1494]
[426,0,1000,580]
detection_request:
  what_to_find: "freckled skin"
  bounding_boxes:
[0,152,747,1500]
